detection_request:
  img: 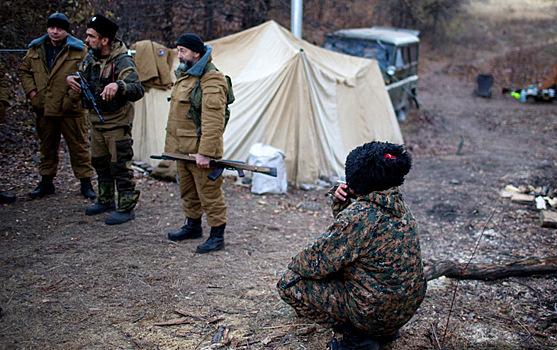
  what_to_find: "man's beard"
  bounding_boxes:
[88,44,104,57]
[178,58,195,71]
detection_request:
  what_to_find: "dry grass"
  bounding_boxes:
[467,0,557,22]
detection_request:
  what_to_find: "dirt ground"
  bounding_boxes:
[1,32,557,350]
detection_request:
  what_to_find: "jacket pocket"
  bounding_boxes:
[61,88,82,115]
[30,91,44,114]
[177,128,199,154]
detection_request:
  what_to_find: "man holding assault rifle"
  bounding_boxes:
[67,14,144,225]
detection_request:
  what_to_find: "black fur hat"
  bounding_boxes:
[345,141,412,195]
[87,14,119,41]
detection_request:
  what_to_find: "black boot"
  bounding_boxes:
[29,176,55,199]
[338,329,380,350]
[80,178,96,199]
[86,181,116,215]
[0,191,16,204]
[168,218,203,241]
[326,338,339,350]
[85,201,116,215]
[105,190,140,225]
[196,223,225,254]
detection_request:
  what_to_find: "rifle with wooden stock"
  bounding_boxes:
[150,153,277,181]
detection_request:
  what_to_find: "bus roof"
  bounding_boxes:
[328,27,420,46]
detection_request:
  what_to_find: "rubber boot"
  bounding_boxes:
[80,178,96,199]
[196,223,225,254]
[168,218,203,241]
[29,175,55,199]
[0,191,16,204]
[105,190,140,225]
[86,181,115,215]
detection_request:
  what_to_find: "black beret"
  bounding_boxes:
[47,13,70,32]
[176,33,206,54]
[345,141,412,195]
[88,14,119,41]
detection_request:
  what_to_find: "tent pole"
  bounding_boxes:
[300,49,342,181]
[291,0,303,38]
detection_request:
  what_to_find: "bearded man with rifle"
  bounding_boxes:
[67,14,144,225]
[164,33,230,254]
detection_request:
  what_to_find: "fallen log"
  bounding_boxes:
[424,256,557,281]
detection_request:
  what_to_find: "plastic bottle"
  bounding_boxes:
[519,89,526,103]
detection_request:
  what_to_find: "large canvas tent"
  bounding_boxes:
[132,20,403,185]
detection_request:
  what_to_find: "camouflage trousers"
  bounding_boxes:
[277,270,350,329]
[277,270,411,337]
[90,126,135,192]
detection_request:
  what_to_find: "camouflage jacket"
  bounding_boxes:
[80,39,144,130]
[288,187,427,333]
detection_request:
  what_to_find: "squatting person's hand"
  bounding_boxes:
[334,183,352,201]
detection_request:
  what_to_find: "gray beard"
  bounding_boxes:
[179,59,195,70]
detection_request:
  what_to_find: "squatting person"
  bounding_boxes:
[277,141,427,350]
[67,14,144,225]
[18,13,96,200]
[165,33,229,254]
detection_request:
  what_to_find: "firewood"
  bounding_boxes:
[511,193,535,204]
[540,210,557,228]
[424,256,557,281]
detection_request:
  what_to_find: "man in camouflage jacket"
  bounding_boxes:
[67,14,144,225]
[277,141,427,350]
[165,34,229,254]
[18,13,95,200]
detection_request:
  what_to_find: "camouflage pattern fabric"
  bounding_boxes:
[277,187,427,337]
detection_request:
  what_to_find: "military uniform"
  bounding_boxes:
[18,34,95,186]
[165,46,228,228]
[79,38,144,214]
[277,187,427,337]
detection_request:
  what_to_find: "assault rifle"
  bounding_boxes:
[151,152,278,181]
[76,72,105,123]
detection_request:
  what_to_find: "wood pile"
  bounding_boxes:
[501,184,557,228]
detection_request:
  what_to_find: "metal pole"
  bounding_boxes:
[291,0,303,38]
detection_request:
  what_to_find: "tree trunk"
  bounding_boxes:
[424,256,557,281]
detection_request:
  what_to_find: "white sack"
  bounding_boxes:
[248,143,287,194]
